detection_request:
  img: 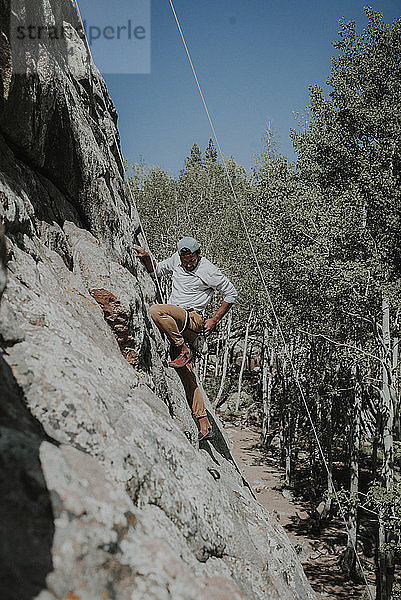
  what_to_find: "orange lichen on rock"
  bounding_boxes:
[89,288,137,367]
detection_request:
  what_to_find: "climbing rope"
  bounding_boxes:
[71,0,166,304]
[168,1,373,597]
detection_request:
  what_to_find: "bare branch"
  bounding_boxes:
[298,329,382,362]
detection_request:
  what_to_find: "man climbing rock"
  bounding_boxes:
[134,236,237,441]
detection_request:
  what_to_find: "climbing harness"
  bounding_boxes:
[167,1,374,597]
[178,309,191,334]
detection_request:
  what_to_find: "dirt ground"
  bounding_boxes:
[225,423,376,600]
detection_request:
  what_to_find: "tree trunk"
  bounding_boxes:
[391,311,401,466]
[381,299,394,488]
[342,364,362,577]
[214,311,232,408]
[293,413,300,465]
[261,326,275,445]
[284,416,291,486]
[309,437,315,491]
[376,297,395,600]
[199,338,209,383]
[392,311,399,448]
[325,395,334,515]
[372,410,381,478]
[235,310,253,412]
[214,327,223,377]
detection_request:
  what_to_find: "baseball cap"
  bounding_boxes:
[177,236,200,254]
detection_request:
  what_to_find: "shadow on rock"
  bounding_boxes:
[199,412,235,459]
[0,353,55,600]
[199,413,258,499]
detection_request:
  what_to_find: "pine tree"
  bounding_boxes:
[186,143,202,167]
[205,138,218,163]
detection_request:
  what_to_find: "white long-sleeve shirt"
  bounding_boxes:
[154,252,237,312]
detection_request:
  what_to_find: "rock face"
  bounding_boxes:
[0,2,316,599]
[89,288,138,366]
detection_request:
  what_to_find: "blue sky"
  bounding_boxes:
[85,0,400,176]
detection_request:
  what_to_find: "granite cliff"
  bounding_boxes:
[0,2,316,599]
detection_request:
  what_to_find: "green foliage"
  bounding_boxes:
[264,9,401,480]
[291,7,401,284]
[205,138,218,163]
[186,143,202,166]
[127,9,401,597]
[130,141,259,326]
[129,14,401,565]
[331,482,401,559]
[365,481,401,556]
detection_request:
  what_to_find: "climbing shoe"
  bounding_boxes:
[169,347,192,369]
[198,427,215,442]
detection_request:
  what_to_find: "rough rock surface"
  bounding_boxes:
[0,2,317,599]
[89,288,138,366]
